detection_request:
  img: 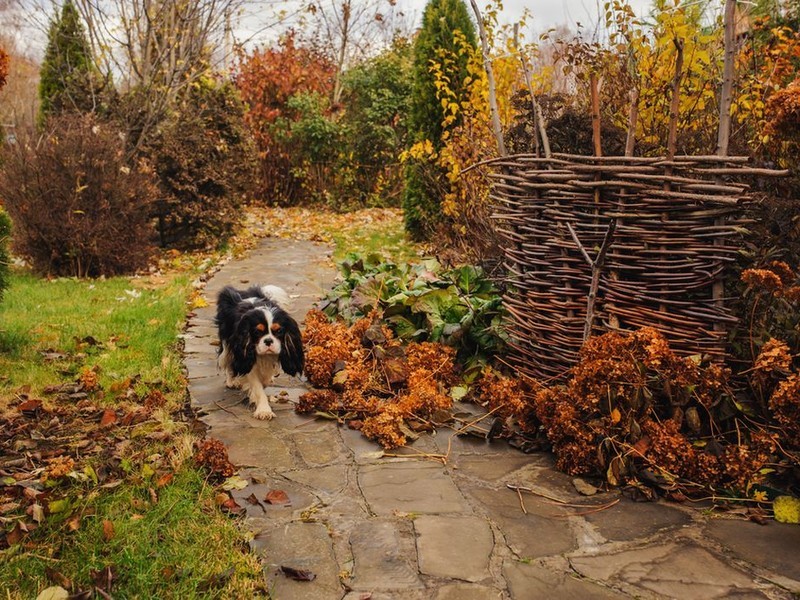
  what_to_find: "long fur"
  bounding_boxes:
[215,285,304,420]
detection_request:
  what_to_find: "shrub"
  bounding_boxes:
[145,78,255,250]
[235,34,336,204]
[338,40,414,208]
[0,114,156,277]
[268,91,342,205]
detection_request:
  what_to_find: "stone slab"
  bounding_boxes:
[255,522,342,600]
[503,560,624,600]
[284,464,350,497]
[208,425,295,471]
[467,485,577,558]
[414,515,493,582]
[584,498,691,542]
[359,462,470,515]
[707,518,800,588]
[293,429,346,466]
[451,455,540,483]
[230,477,318,519]
[570,542,768,600]
[434,583,502,600]
[349,519,422,590]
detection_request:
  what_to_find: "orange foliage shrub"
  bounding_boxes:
[299,310,458,448]
[235,34,336,203]
[0,46,8,90]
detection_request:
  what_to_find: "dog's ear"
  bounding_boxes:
[279,317,304,377]
[231,313,257,376]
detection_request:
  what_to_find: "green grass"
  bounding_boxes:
[329,224,420,264]
[1,469,265,598]
[0,268,267,597]
[0,272,189,405]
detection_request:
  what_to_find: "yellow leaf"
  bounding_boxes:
[610,408,622,424]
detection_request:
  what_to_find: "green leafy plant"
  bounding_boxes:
[319,253,507,376]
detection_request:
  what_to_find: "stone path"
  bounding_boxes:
[184,237,800,600]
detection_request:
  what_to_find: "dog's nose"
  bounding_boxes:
[263,337,273,346]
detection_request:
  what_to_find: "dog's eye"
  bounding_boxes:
[256,323,266,332]
[271,323,283,334]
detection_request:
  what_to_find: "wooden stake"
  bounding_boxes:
[468,0,507,157]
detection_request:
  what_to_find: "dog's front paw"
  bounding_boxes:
[253,407,275,420]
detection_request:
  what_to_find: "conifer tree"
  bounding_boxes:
[403,0,477,239]
[38,0,97,126]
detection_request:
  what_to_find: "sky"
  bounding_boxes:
[398,0,656,35]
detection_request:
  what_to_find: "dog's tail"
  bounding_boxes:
[260,285,292,310]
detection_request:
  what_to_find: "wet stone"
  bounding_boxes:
[570,542,767,600]
[339,426,390,464]
[256,522,342,600]
[293,428,346,466]
[434,583,501,600]
[504,560,624,600]
[414,515,493,582]
[349,519,422,590]
[283,464,349,497]
[584,497,691,542]
[229,477,318,519]
[451,454,539,483]
[707,519,800,590]
[359,462,470,515]
[467,485,577,558]
[208,425,295,471]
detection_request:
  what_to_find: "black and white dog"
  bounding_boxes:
[215,285,304,420]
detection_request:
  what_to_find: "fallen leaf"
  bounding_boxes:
[90,565,116,593]
[156,472,174,487]
[18,398,43,415]
[66,514,81,531]
[99,409,117,427]
[221,475,249,491]
[245,493,266,512]
[572,478,599,496]
[610,408,621,424]
[35,587,69,600]
[31,503,45,523]
[747,507,769,526]
[220,497,245,516]
[0,502,21,514]
[45,567,73,590]
[6,522,24,545]
[264,490,290,505]
[280,566,316,581]
[102,519,115,541]
[48,499,70,514]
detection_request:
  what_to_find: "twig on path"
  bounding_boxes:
[212,399,240,416]
[506,483,568,505]
[516,486,528,514]
[383,449,449,465]
[549,498,620,518]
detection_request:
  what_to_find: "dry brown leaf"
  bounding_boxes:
[264,490,290,505]
[102,519,115,541]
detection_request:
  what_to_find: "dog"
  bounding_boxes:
[215,285,304,420]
